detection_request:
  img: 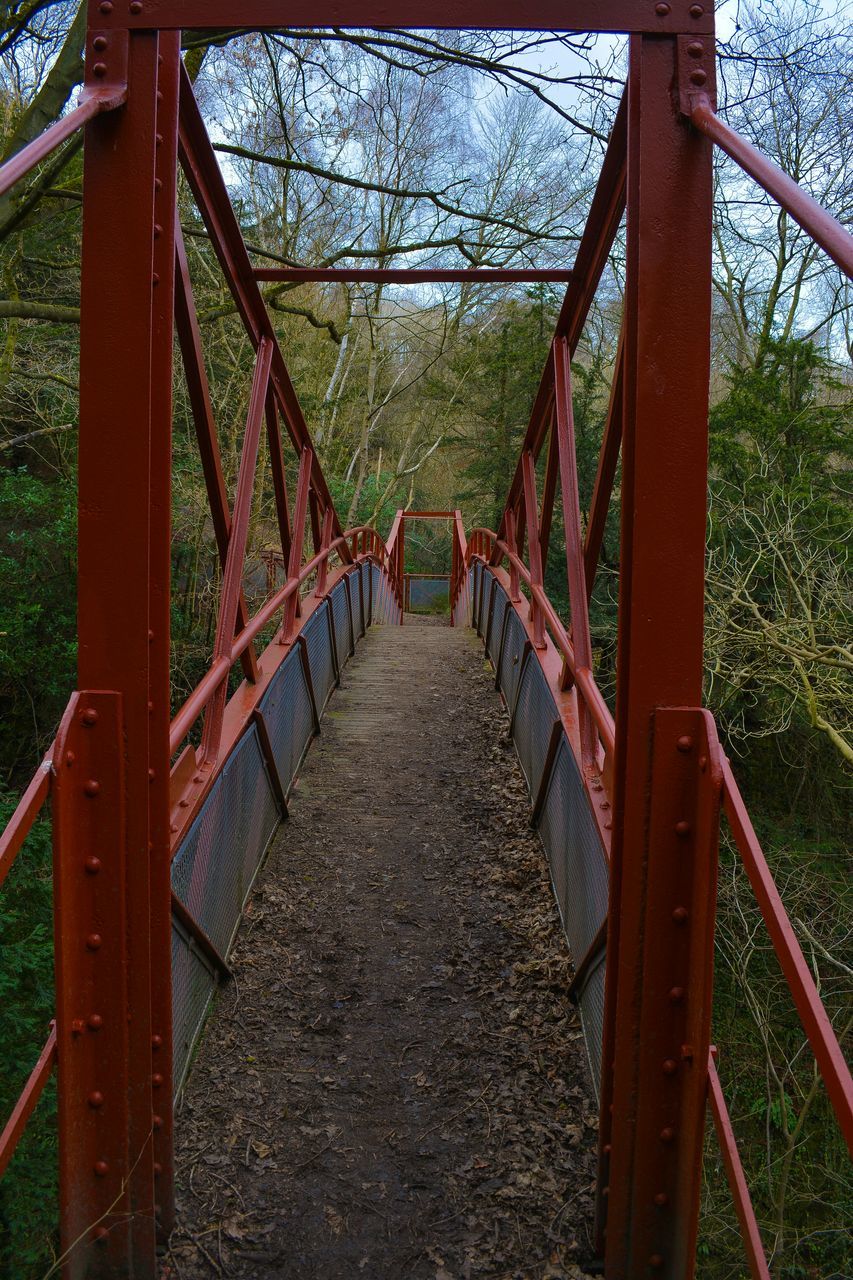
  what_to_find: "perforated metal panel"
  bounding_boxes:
[331,578,353,663]
[407,576,449,610]
[477,571,493,638]
[351,567,364,637]
[472,567,609,1094]
[171,575,382,1094]
[171,726,279,1088]
[511,655,557,799]
[485,580,507,664]
[302,602,336,710]
[258,643,315,790]
[499,604,526,712]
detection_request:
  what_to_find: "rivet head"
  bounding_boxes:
[88,1091,104,1109]
[663,1058,678,1075]
[84,779,100,798]
[153,224,162,239]
[153,1162,163,1177]
[603,1143,612,1155]
[94,1226,109,1242]
[675,820,690,837]
[672,906,689,925]
[669,986,685,1004]
[660,1126,675,1143]
[650,1255,664,1270]
[129,0,143,11]
[86,933,103,951]
[689,2,704,13]
[93,35,108,51]
[71,1019,85,1036]
[676,734,692,752]
[604,821,612,831]
[602,1185,610,1198]
[88,1013,104,1030]
[154,177,162,191]
[699,755,708,771]
[65,751,75,766]
[82,707,99,726]
[84,856,102,875]
[654,1192,669,1206]
[687,40,704,56]
[93,62,107,78]
[152,1072,164,1088]
[155,134,163,147]
[152,1114,164,1130]
[148,768,156,781]
[600,800,611,810]
[152,272,160,286]
[94,1160,109,1177]
[169,823,178,833]
[689,68,707,86]
[99,0,113,11]
[654,2,670,13]
[152,1034,163,1049]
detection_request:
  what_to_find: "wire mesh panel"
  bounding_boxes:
[477,569,493,638]
[258,643,315,792]
[171,916,217,1091]
[171,725,279,1089]
[471,567,610,1094]
[511,654,558,799]
[331,577,353,664]
[498,604,526,713]
[170,569,389,1093]
[407,575,449,611]
[351,566,364,638]
[485,580,508,664]
[302,602,336,711]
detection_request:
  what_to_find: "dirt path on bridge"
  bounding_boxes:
[166,618,598,1280]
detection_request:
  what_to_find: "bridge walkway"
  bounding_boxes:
[167,619,598,1279]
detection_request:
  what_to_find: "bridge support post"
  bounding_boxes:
[76,25,181,1275]
[598,30,716,1280]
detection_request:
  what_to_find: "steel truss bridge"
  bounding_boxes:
[0,2,850,1277]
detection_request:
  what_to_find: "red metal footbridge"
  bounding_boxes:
[0,3,851,1277]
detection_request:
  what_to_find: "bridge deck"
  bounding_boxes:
[168,619,597,1279]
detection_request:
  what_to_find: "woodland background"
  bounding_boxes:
[0,1,850,1276]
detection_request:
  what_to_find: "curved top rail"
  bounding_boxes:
[690,96,853,279]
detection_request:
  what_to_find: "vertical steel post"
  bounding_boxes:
[148,30,180,1237]
[599,32,715,1280]
[77,26,173,1275]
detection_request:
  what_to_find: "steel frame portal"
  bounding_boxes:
[0,1,851,1278]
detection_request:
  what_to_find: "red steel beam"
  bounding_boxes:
[0,758,50,891]
[722,759,853,1152]
[690,98,853,280]
[148,31,181,1239]
[254,268,573,283]
[174,223,260,684]
[177,69,351,562]
[707,1057,772,1280]
[52,692,133,1274]
[0,1028,56,1179]
[0,87,125,200]
[77,31,171,1272]
[520,452,545,648]
[553,338,596,766]
[600,33,715,1280]
[583,331,624,600]
[497,89,627,545]
[199,338,273,765]
[96,0,715,34]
